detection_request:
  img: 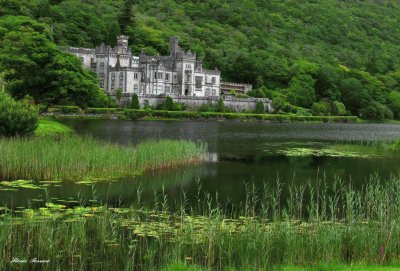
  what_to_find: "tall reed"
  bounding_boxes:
[0,136,207,181]
[1,175,400,270]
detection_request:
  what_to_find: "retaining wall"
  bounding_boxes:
[117,94,273,112]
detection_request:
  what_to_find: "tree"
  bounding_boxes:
[0,18,112,108]
[119,0,136,33]
[287,74,316,108]
[130,93,140,109]
[115,88,123,107]
[387,91,400,119]
[0,91,38,136]
[255,101,265,114]
[216,97,225,112]
[164,96,174,111]
[311,101,330,116]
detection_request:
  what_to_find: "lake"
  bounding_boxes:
[2,120,400,209]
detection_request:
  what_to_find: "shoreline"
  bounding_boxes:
[43,110,359,123]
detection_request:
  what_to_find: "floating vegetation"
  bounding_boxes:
[0,180,44,190]
[275,147,373,158]
[1,176,400,270]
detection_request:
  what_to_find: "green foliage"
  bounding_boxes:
[287,74,316,108]
[164,96,174,111]
[115,88,123,107]
[0,91,38,137]
[34,119,73,137]
[51,105,80,114]
[254,101,264,114]
[387,91,400,119]
[0,16,113,108]
[3,1,400,119]
[0,136,207,181]
[216,98,225,112]
[130,93,140,109]
[311,102,330,116]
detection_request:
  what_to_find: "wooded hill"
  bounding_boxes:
[1,0,400,119]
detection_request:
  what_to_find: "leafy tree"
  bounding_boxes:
[272,96,290,113]
[216,97,225,112]
[311,102,330,116]
[130,93,140,109]
[0,18,112,108]
[387,91,400,119]
[333,101,347,116]
[254,101,264,114]
[287,74,316,108]
[115,88,123,107]
[0,91,38,136]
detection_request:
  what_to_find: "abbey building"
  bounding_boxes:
[66,36,222,97]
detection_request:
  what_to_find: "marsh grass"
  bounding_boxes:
[34,119,74,137]
[0,136,207,181]
[1,176,400,270]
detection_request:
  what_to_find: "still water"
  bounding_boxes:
[2,120,400,209]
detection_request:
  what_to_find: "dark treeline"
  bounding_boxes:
[1,0,400,119]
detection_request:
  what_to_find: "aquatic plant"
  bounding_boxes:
[1,175,400,270]
[0,136,207,181]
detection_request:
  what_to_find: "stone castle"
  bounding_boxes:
[66,36,225,97]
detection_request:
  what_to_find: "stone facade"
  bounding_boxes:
[66,36,222,97]
[117,94,273,113]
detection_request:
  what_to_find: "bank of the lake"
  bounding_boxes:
[45,107,359,123]
[0,136,207,181]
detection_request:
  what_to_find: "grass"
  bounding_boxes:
[34,119,74,137]
[0,136,207,181]
[1,176,400,270]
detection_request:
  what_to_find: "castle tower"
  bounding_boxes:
[170,37,180,56]
[117,35,129,53]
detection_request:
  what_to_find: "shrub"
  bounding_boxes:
[164,96,174,111]
[52,105,81,114]
[311,102,330,116]
[130,94,140,109]
[0,91,38,137]
[85,108,117,114]
[254,101,265,114]
[124,110,138,120]
[216,98,225,112]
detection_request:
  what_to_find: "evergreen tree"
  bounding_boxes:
[216,98,225,112]
[255,101,265,114]
[164,96,174,111]
[130,93,140,109]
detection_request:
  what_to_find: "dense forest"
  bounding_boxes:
[1,0,400,119]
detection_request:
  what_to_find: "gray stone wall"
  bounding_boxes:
[117,94,273,112]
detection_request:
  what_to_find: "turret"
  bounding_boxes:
[170,37,180,56]
[117,35,129,53]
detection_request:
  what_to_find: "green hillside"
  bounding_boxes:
[1,0,400,119]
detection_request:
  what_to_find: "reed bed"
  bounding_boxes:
[0,176,400,270]
[0,136,207,181]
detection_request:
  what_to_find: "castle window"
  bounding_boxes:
[212,77,216,84]
[154,72,157,80]
[173,74,177,82]
[134,73,138,80]
[100,62,105,70]
[165,86,170,93]
[158,72,163,80]
[134,84,139,93]
[195,76,202,88]
[165,73,170,81]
